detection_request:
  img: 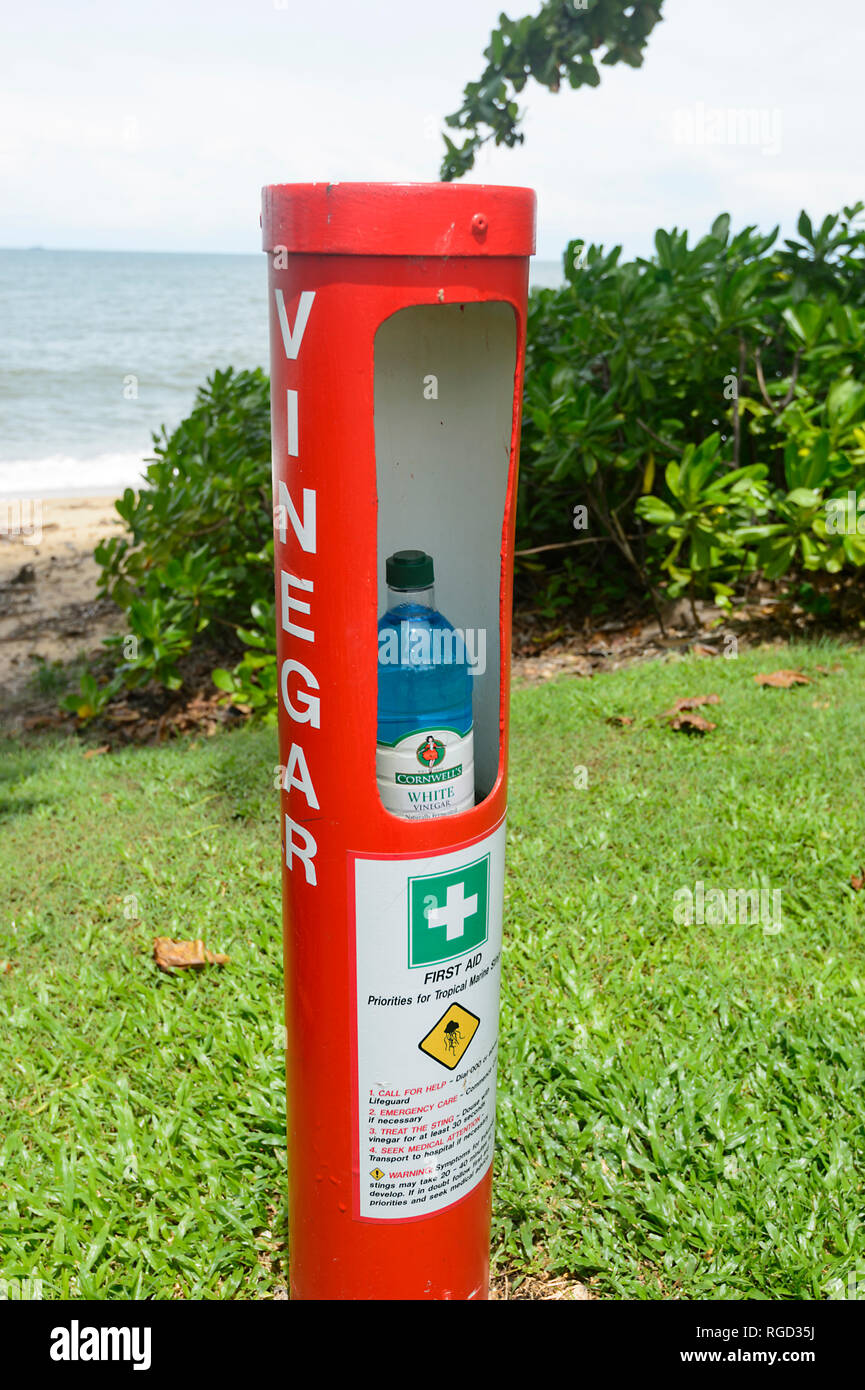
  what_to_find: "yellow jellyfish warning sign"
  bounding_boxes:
[418,1003,480,1070]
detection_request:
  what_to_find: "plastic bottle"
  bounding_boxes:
[376,549,474,820]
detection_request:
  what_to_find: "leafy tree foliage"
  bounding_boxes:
[440,0,665,180]
[520,203,865,619]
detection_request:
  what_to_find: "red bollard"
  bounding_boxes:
[263,182,535,1299]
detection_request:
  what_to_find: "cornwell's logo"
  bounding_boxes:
[49,1319,152,1370]
[417,735,445,769]
[395,735,462,787]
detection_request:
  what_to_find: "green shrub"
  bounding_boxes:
[86,206,865,716]
[520,203,865,611]
[93,367,273,692]
[212,599,278,722]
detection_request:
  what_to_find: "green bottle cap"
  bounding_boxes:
[386,549,435,590]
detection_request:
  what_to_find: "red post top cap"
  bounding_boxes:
[261,181,536,258]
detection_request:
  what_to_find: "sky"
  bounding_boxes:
[1,0,863,262]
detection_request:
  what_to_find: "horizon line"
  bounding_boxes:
[0,245,262,257]
[0,243,564,262]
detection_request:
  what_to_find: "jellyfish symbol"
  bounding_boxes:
[420,736,440,766]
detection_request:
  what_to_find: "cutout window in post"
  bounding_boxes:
[373,301,518,819]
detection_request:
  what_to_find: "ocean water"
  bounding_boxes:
[0,249,564,499]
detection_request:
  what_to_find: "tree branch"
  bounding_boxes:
[779,348,803,409]
[515,534,641,558]
[733,333,746,468]
[636,417,684,455]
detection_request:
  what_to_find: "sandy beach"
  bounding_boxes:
[0,494,126,698]
[0,493,785,713]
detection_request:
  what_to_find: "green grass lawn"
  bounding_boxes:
[2,640,864,1299]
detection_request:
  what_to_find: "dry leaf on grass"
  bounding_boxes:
[83,744,111,758]
[153,937,229,973]
[491,1273,593,1301]
[21,713,67,730]
[851,869,865,892]
[755,670,811,688]
[692,643,718,657]
[662,693,720,716]
[105,706,144,725]
[606,714,634,726]
[668,710,717,733]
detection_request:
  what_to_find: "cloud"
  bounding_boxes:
[2,0,863,256]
